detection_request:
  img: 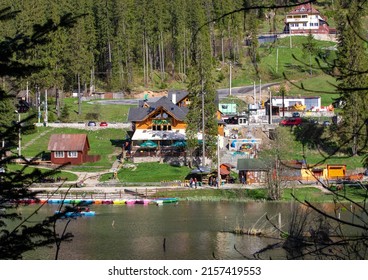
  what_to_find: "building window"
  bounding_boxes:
[55,151,64,158]
[303,23,307,27]
[302,15,307,18]
[309,23,313,26]
[153,125,172,131]
[67,151,78,158]
[314,23,319,26]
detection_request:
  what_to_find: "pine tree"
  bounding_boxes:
[334,0,368,157]
[0,7,79,259]
[185,0,218,167]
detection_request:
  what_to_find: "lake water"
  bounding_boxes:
[17,200,364,260]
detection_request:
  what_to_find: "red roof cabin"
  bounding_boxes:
[48,134,100,165]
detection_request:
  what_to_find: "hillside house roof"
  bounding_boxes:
[48,134,90,151]
[288,3,320,15]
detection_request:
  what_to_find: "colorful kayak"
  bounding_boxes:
[55,210,96,217]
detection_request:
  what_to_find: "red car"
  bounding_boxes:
[279,117,302,126]
[99,121,108,127]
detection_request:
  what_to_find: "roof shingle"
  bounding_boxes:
[48,134,89,151]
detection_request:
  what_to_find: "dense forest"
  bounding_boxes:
[0,0,310,94]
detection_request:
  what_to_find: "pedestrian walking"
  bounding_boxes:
[241,174,246,186]
[189,177,193,188]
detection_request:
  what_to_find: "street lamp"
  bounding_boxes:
[15,110,21,157]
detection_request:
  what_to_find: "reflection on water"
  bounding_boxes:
[17,200,366,260]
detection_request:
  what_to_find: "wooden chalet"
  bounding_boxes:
[127,96,189,160]
[127,91,226,162]
[47,134,100,165]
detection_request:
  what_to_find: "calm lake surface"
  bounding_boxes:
[18,200,363,260]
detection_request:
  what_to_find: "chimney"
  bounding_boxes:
[172,92,177,104]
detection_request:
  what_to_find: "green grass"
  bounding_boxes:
[153,188,268,201]
[6,164,78,181]
[62,98,135,122]
[282,187,333,202]
[23,97,135,123]
[154,186,368,203]
[118,162,191,182]
[262,126,367,170]
[218,35,339,109]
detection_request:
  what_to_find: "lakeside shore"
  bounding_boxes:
[29,181,336,202]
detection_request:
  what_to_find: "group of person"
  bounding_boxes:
[189,177,198,188]
[188,176,220,188]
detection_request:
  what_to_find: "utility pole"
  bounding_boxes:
[201,79,206,166]
[26,81,29,103]
[217,135,221,188]
[253,81,256,104]
[289,28,292,48]
[269,87,272,124]
[78,73,81,115]
[44,89,48,124]
[37,86,41,124]
[259,79,262,105]
[15,111,21,156]
[229,62,232,96]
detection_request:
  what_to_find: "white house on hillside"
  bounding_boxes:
[284,3,332,34]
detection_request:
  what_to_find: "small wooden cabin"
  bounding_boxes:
[48,134,99,165]
[237,159,269,184]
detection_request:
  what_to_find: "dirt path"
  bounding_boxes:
[23,127,55,150]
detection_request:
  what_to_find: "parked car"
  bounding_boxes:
[292,112,300,118]
[87,121,96,126]
[100,121,108,127]
[323,121,331,127]
[279,117,302,126]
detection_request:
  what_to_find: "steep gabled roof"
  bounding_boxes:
[128,96,188,122]
[288,3,320,15]
[48,134,90,151]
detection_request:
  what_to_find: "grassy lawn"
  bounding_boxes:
[118,162,192,182]
[21,127,128,171]
[262,126,367,170]
[154,186,367,203]
[6,164,78,181]
[61,98,135,123]
[23,97,135,123]
[153,188,268,200]
[282,187,334,202]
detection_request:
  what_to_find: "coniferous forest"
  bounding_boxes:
[0,0,296,93]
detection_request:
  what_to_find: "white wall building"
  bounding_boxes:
[284,3,331,34]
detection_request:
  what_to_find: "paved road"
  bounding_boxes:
[216,82,279,99]
[88,83,280,105]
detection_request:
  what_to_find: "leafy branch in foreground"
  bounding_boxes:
[0,8,84,259]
